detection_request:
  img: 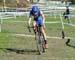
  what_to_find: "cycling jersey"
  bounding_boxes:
[29,10,43,25]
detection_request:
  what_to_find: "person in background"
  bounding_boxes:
[63,6,71,23]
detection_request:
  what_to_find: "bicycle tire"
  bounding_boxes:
[37,33,45,55]
[35,25,45,55]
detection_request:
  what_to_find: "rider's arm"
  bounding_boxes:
[28,17,32,26]
[41,11,45,24]
[28,11,32,26]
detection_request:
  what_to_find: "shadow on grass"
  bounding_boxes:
[0,48,39,55]
[66,39,75,48]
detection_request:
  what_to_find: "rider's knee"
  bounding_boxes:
[32,21,37,26]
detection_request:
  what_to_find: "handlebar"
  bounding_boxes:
[28,26,31,32]
[27,26,34,33]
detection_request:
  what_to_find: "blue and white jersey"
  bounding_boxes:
[29,10,43,25]
[29,10,43,18]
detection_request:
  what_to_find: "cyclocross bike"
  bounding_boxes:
[28,25,46,55]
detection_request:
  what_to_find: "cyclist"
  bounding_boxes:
[28,6,48,49]
[63,6,70,23]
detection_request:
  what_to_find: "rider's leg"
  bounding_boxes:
[40,26,48,49]
[37,16,48,48]
[32,21,38,40]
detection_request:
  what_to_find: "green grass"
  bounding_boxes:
[0,15,75,60]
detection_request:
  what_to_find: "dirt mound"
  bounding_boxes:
[0,0,30,8]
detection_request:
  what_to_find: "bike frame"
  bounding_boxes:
[28,25,45,55]
[36,25,45,55]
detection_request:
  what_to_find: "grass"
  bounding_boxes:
[0,15,75,60]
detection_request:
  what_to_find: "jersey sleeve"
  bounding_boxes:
[40,11,43,14]
[29,11,32,18]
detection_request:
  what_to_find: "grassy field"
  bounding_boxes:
[0,15,75,60]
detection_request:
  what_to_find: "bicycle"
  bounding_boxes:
[28,25,46,55]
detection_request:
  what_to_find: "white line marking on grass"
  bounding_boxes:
[1,17,15,19]
[2,19,75,28]
[11,34,74,40]
[4,21,27,23]
[45,21,61,24]
[4,20,61,24]
[2,19,75,27]
[64,23,75,27]
[12,34,62,39]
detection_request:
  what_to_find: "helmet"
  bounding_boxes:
[32,6,39,12]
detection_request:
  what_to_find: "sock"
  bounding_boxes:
[44,40,47,44]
